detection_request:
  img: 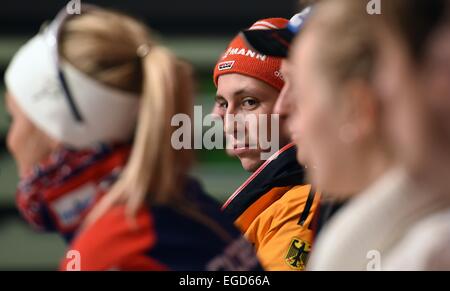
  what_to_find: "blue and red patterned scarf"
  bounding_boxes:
[16,144,131,242]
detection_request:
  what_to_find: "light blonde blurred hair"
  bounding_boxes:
[302,0,379,87]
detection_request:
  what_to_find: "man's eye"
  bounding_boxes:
[216,100,228,109]
[242,98,259,109]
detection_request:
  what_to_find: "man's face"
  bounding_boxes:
[214,73,289,172]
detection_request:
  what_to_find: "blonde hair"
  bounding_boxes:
[57,8,231,237]
[304,0,379,87]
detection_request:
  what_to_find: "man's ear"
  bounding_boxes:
[339,79,379,141]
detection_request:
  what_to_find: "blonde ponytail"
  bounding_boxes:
[85,45,194,225]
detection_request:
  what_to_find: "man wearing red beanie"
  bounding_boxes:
[212,18,320,270]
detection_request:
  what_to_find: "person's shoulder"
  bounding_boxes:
[281,184,315,204]
[269,184,319,218]
[60,205,154,270]
[251,184,319,236]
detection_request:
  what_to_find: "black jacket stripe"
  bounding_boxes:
[298,187,315,227]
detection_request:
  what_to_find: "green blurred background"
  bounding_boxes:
[0,0,299,270]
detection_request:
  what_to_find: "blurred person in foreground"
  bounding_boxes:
[4,5,261,271]
[370,0,450,270]
[286,0,398,270]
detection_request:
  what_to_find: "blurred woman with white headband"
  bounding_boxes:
[4,5,261,271]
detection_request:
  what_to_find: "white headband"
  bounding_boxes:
[5,34,140,148]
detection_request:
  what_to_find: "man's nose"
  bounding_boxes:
[211,103,224,118]
[224,111,238,137]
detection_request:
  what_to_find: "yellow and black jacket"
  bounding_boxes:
[222,143,321,270]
